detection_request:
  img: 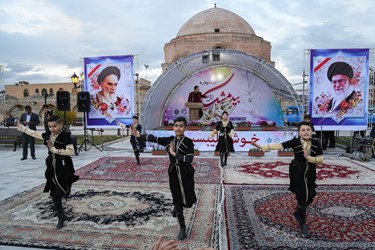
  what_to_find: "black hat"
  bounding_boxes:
[97,66,121,84]
[327,62,353,81]
[132,115,139,120]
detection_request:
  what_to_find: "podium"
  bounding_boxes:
[185,102,203,121]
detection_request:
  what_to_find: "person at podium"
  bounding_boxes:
[187,86,208,118]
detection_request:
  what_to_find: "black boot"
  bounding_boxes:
[300,223,309,237]
[219,152,225,167]
[175,205,186,240]
[53,197,64,229]
[296,205,309,236]
[224,152,228,166]
[177,213,186,240]
[293,206,302,224]
[135,151,140,165]
[171,206,176,217]
[56,216,64,229]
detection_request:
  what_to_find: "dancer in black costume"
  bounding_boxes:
[250,121,323,236]
[18,115,79,229]
[118,116,145,164]
[209,111,234,167]
[130,116,196,240]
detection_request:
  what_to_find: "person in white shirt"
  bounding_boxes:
[19,105,40,160]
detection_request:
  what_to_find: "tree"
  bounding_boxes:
[52,108,77,132]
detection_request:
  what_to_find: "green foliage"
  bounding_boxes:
[52,108,77,127]
[279,148,293,152]
[335,136,351,147]
[249,147,262,152]
[36,135,123,145]
[237,121,252,127]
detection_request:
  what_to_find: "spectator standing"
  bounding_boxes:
[19,105,40,160]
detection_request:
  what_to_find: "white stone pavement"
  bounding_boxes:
[0,132,373,249]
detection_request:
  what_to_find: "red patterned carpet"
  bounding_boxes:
[223,158,375,185]
[225,184,375,249]
[76,157,221,184]
[0,180,220,249]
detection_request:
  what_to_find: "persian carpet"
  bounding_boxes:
[0,180,220,250]
[225,184,375,250]
[76,157,220,184]
[223,158,375,185]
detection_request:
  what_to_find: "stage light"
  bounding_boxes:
[202,52,210,63]
[212,50,220,61]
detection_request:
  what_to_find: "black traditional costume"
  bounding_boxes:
[17,125,79,229]
[261,137,323,235]
[140,134,196,240]
[129,123,145,164]
[211,120,234,166]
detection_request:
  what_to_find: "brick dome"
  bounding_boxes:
[177,7,255,37]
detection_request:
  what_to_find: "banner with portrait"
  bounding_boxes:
[83,55,134,128]
[309,49,369,130]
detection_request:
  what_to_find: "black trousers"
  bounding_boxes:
[22,133,35,158]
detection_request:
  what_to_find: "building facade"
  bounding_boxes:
[2,79,150,126]
[162,7,273,71]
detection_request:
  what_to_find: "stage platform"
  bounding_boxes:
[147,126,298,151]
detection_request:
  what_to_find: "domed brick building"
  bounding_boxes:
[162,6,273,71]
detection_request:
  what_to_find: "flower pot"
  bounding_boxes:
[152,150,167,155]
[163,126,174,130]
[187,125,201,131]
[236,126,251,131]
[277,151,294,157]
[262,126,277,131]
[248,151,265,157]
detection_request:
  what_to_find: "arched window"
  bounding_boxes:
[49,88,54,96]
[23,89,29,97]
[41,88,47,97]
[35,88,39,96]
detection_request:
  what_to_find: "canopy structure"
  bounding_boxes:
[141,49,300,130]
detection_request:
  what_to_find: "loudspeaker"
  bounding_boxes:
[56,91,70,111]
[77,91,91,112]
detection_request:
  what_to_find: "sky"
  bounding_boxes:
[0,0,374,88]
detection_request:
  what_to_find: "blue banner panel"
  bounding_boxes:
[83,55,134,128]
[310,49,369,130]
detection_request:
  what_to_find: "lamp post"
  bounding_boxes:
[44,92,48,105]
[144,64,149,80]
[135,73,140,116]
[302,70,309,115]
[71,72,84,92]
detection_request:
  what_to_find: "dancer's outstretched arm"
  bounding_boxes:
[17,123,43,140]
[125,122,173,147]
[249,141,283,151]
[17,123,74,156]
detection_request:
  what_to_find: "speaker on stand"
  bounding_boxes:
[56,91,71,111]
[56,91,71,131]
[76,91,101,153]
